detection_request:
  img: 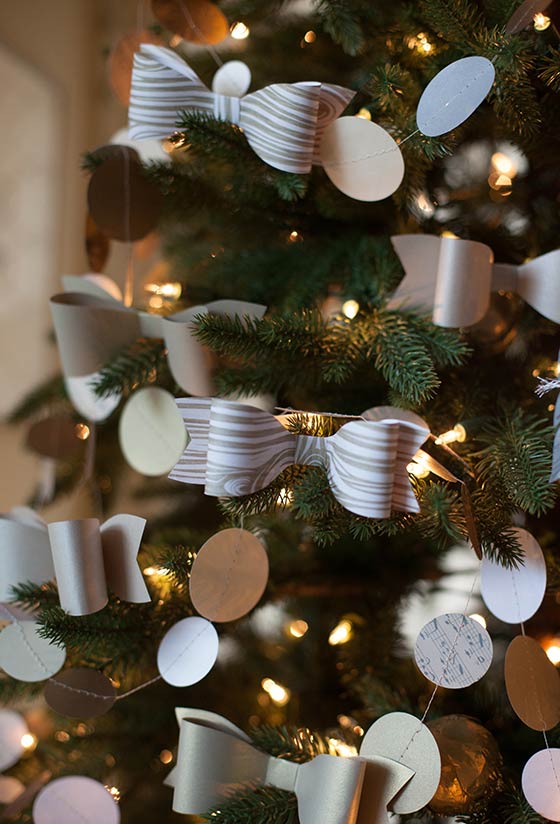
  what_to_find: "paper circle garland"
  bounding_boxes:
[427,715,501,814]
[320,117,404,202]
[416,56,495,137]
[505,635,560,731]
[33,776,120,824]
[26,414,84,460]
[0,710,28,771]
[360,712,441,814]
[151,0,229,45]
[45,668,117,718]
[157,616,219,687]
[505,0,554,34]
[212,61,252,98]
[481,528,546,624]
[414,613,493,689]
[522,748,560,821]
[190,529,269,623]
[0,621,66,682]
[119,387,188,476]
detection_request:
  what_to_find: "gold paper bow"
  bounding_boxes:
[0,507,149,616]
[391,234,560,327]
[165,708,414,824]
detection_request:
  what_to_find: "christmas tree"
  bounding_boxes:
[2,0,560,822]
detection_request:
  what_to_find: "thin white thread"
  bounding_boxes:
[177,0,223,68]
[542,730,560,795]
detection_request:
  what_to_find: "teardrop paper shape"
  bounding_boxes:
[505,635,560,731]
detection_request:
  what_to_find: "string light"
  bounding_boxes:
[545,639,560,665]
[327,738,358,757]
[288,229,303,243]
[106,786,121,802]
[261,677,291,706]
[356,108,372,120]
[74,423,90,441]
[230,22,250,39]
[287,619,309,639]
[435,423,467,445]
[406,457,430,479]
[55,730,70,743]
[407,32,433,55]
[143,566,168,578]
[304,31,316,43]
[276,487,294,507]
[160,749,173,764]
[469,613,487,629]
[145,282,182,299]
[20,733,37,751]
[148,295,164,310]
[491,152,518,178]
[534,12,551,30]
[342,299,360,319]
[328,619,353,646]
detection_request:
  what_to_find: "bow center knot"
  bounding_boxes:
[213,94,242,125]
[294,434,328,467]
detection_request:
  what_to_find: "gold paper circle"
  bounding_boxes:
[87,153,162,242]
[45,668,116,718]
[190,529,269,622]
[428,715,501,815]
[151,0,229,45]
[109,29,164,106]
[26,415,84,460]
[505,635,560,731]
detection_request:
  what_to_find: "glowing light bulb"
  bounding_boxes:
[342,299,360,319]
[160,749,173,764]
[20,733,37,751]
[74,423,90,441]
[287,619,309,639]
[407,458,430,479]
[304,30,316,43]
[230,22,250,39]
[106,786,121,802]
[435,424,467,445]
[356,108,372,120]
[149,295,164,310]
[328,619,353,646]
[261,678,290,706]
[491,152,517,178]
[441,230,458,239]
[469,613,487,629]
[277,487,294,506]
[545,640,560,665]
[328,738,358,757]
[288,230,303,243]
[534,12,551,30]
[407,32,434,55]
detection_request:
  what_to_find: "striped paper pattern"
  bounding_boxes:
[128,45,355,174]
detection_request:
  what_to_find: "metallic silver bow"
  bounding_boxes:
[128,45,355,174]
[390,234,560,327]
[169,398,429,519]
[0,508,149,615]
[165,708,414,824]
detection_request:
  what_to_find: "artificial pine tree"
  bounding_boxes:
[2,0,560,822]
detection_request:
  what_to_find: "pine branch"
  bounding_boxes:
[419,0,484,47]
[92,338,170,399]
[250,725,331,762]
[156,544,196,587]
[315,0,366,56]
[201,786,298,824]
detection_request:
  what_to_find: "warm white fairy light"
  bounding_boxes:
[407,32,433,55]
[435,423,467,445]
[328,738,358,757]
[20,733,37,751]
[545,639,560,665]
[491,151,518,178]
[230,22,250,39]
[261,677,291,706]
[145,281,182,299]
[277,487,294,506]
[356,108,372,120]
[304,30,316,43]
[534,12,551,31]
[160,749,173,764]
[407,457,430,479]
[342,299,360,319]
[106,786,121,802]
[469,613,487,629]
[328,619,353,646]
[287,619,309,639]
[75,423,90,441]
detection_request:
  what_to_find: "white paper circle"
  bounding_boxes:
[33,776,120,824]
[65,375,121,423]
[320,116,404,202]
[522,749,560,821]
[414,613,493,689]
[0,621,66,682]
[417,56,495,137]
[0,710,28,771]
[157,616,219,687]
[481,528,546,624]
[212,60,251,97]
[119,387,187,476]
[0,775,25,804]
[360,712,441,813]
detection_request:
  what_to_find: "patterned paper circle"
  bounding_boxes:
[505,635,560,731]
[0,710,28,771]
[119,387,188,476]
[157,616,219,687]
[522,749,560,821]
[414,613,493,689]
[416,56,495,137]
[320,116,404,202]
[360,712,441,814]
[109,30,164,106]
[151,0,229,44]
[481,528,546,624]
[33,776,120,824]
[212,61,252,97]
[190,529,269,622]
[45,668,117,718]
[0,621,66,682]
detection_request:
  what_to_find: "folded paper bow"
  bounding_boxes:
[128,45,355,173]
[390,234,560,327]
[169,398,429,518]
[0,507,149,615]
[50,275,266,405]
[165,708,414,824]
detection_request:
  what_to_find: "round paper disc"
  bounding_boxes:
[26,415,84,460]
[320,116,404,202]
[506,0,554,33]
[45,668,116,718]
[119,387,187,476]
[212,61,252,97]
[0,621,66,682]
[0,775,25,804]
[109,30,164,106]
[151,0,229,45]
[33,776,120,824]
[417,56,495,137]
[522,749,560,821]
[505,635,560,731]
[414,613,493,689]
[87,153,162,241]
[65,375,121,423]
[157,616,218,687]
[360,712,441,814]
[481,527,546,623]
[190,529,269,622]
[0,710,28,771]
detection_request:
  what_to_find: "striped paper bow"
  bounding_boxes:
[390,234,560,328]
[128,45,355,173]
[165,708,414,823]
[169,398,430,519]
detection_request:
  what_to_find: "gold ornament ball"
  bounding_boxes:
[427,715,501,815]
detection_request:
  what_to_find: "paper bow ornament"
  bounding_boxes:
[0,507,149,615]
[390,234,560,328]
[128,45,355,173]
[536,349,560,483]
[50,275,266,406]
[169,398,429,518]
[165,708,414,824]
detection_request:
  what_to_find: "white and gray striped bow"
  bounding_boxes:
[128,45,356,174]
[169,398,430,519]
